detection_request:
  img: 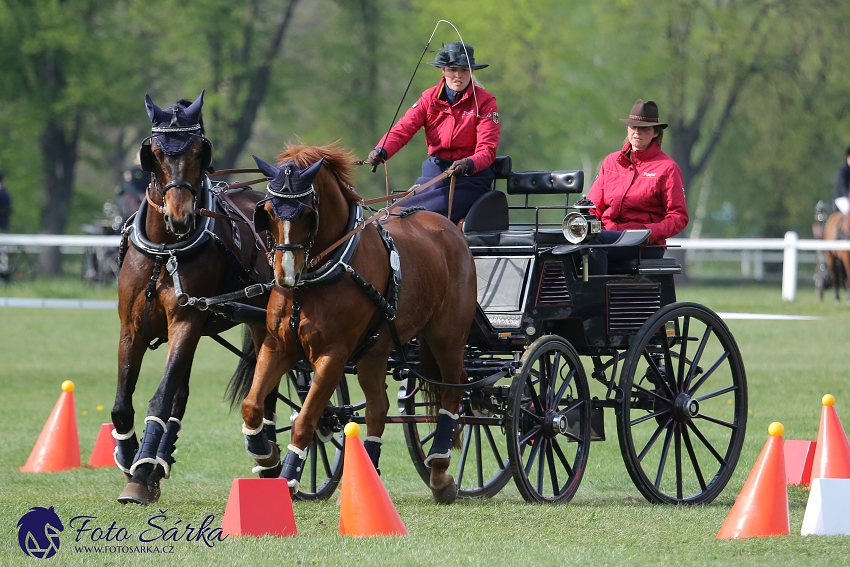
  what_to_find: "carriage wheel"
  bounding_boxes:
[275,364,349,501]
[616,302,747,505]
[402,376,512,499]
[505,336,591,503]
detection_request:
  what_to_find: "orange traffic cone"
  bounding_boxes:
[810,394,850,480]
[221,478,297,537]
[21,381,81,473]
[717,422,790,539]
[339,423,407,537]
[87,423,117,468]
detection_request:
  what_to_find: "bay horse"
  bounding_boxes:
[235,143,477,503]
[112,91,272,504]
[823,211,850,302]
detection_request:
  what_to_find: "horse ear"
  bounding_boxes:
[184,89,205,124]
[145,93,169,124]
[300,158,325,187]
[252,155,279,180]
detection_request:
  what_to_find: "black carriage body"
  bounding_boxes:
[464,168,679,356]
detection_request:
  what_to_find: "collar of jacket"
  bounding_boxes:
[618,139,661,166]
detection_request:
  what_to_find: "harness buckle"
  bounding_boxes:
[244,283,266,298]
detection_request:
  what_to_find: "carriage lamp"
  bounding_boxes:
[562,196,601,244]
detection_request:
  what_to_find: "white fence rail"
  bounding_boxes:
[3,231,850,301]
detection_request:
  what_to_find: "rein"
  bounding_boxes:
[306,169,452,269]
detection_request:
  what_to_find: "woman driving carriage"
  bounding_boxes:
[585,99,689,274]
[365,41,500,223]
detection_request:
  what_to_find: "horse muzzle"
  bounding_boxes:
[272,242,306,288]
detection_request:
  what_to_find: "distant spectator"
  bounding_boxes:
[118,165,148,219]
[833,146,850,214]
[0,170,11,231]
[0,170,11,282]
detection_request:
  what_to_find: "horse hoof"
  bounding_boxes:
[430,478,458,505]
[117,481,160,505]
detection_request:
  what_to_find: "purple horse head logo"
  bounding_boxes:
[17,506,64,559]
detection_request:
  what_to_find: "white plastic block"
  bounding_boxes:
[801,478,850,535]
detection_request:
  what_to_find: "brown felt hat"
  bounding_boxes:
[619,99,668,129]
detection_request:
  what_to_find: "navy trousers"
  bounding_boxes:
[587,230,665,275]
[403,157,494,223]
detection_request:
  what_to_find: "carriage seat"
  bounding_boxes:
[609,256,682,275]
[507,170,584,195]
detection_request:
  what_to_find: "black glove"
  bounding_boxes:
[449,158,473,177]
[366,148,387,166]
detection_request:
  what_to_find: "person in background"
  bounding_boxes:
[832,146,850,214]
[585,99,689,275]
[365,41,500,223]
[0,170,12,282]
[118,165,148,219]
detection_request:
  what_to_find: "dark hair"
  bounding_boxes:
[845,145,850,158]
[0,170,4,181]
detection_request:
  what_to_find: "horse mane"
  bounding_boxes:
[276,142,360,204]
[168,98,205,135]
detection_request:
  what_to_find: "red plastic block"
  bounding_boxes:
[221,478,296,537]
[784,440,816,485]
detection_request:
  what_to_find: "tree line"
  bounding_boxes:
[2,0,849,271]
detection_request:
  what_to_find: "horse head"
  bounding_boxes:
[253,155,324,287]
[141,90,211,237]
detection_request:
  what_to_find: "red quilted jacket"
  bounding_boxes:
[587,140,689,245]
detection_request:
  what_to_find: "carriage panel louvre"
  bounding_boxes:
[536,261,572,306]
[606,283,662,335]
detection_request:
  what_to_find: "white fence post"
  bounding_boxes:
[782,231,799,302]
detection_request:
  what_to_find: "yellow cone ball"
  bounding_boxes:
[768,422,784,437]
[61,380,75,393]
[823,394,835,407]
[344,422,360,437]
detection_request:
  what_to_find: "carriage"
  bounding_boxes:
[118,92,745,506]
[261,155,749,506]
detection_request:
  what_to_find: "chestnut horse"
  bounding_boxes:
[237,143,477,503]
[112,92,272,504]
[824,211,850,302]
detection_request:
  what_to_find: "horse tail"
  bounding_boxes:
[224,325,257,411]
[416,336,462,449]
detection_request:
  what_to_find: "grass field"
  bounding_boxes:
[1,280,849,566]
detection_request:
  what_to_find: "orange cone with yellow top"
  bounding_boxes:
[810,394,850,480]
[339,422,407,537]
[21,381,81,473]
[717,422,790,539]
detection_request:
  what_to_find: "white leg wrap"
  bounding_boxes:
[242,422,264,435]
[286,478,299,490]
[114,448,132,474]
[438,408,460,421]
[287,444,308,460]
[156,457,172,478]
[129,457,158,475]
[262,413,278,426]
[424,452,452,467]
[251,461,281,474]
[144,415,167,429]
[364,436,384,445]
[112,427,136,441]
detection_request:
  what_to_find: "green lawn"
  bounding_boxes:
[1,281,849,566]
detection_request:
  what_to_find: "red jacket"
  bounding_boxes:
[587,140,689,246]
[377,79,500,173]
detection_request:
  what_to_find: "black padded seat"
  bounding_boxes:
[490,156,512,180]
[463,191,509,233]
[465,230,536,248]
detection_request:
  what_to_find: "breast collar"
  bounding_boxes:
[126,176,216,258]
[296,200,363,288]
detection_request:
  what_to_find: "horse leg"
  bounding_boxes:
[828,252,841,302]
[241,337,298,487]
[111,324,148,480]
[279,354,347,494]
[355,353,392,474]
[418,336,466,505]
[249,326,282,477]
[119,325,201,505]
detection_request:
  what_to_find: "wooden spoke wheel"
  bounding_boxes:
[402,375,512,499]
[506,336,591,503]
[616,303,747,504]
[275,363,349,501]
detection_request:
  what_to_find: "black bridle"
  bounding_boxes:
[263,187,321,270]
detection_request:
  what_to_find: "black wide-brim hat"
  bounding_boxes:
[427,41,488,70]
[619,99,668,129]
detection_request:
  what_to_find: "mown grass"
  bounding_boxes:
[1,281,849,565]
